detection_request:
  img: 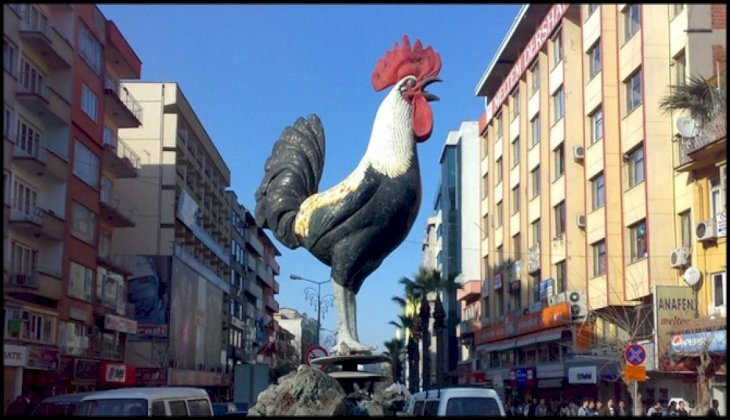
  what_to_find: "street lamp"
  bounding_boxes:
[290,274,335,346]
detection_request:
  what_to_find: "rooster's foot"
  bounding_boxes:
[331,339,377,356]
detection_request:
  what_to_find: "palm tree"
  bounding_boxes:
[383,336,406,384]
[392,276,423,393]
[389,315,418,393]
[413,267,441,390]
[659,74,726,124]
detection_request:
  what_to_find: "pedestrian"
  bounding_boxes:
[707,399,720,416]
[595,400,608,416]
[617,400,630,417]
[666,401,679,417]
[6,395,29,416]
[677,401,689,416]
[536,398,548,417]
[605,399,617,417]
[578,399,591,416]
[647,401,663,417]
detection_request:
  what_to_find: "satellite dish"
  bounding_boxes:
[683,266,701,287]
[676,116,698,138]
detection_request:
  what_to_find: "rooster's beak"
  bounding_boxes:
[422,78,441,102]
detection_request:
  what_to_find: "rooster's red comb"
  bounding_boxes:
[371,35,442,92]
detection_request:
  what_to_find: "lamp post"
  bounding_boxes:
[290,274,335,346]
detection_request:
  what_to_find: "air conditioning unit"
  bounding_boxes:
[568,290,587,319]
[670,247,691,268]
[548,291,570,307]
[696,219,717,242]
[572,145,585,162]
[576,214,586,229]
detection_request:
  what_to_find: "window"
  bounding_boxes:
[69,261,94,301]
[19,56,45,96]
[168,401,188,416]
[591,172,605,210]
[554,144,565,180]
[712,272,726,308]
[3,170,9,205]
[512,137,520,167]
[530,114,541,147]
[4,106,14,139]
[481,136,488,159]
[629,220,647,262]
[627,144,645,187]
[79,24,103,75]
[16,116,42,158]
[5,308,54,344]
[58,321,89,356]
[74,140,100,189]
[496,201,503,228]
[151,402,166,416]
[4,37,17,74]
[625,69,642,113]
[679,211,692,248]
[10,240,37,276]
[588,41,601,79]
[513,234,521,261]
[674,51,686,86]
[97,267,123,309]
[71,202,96,244]
[187,399,212,416]
[12,178,38,217]
[495,113,503,139]
[531,166,541,198]
[512,185,520,215]
[553,87,564,123]
[530,61,540,94]
[511,90,520,121]
[593,240,607,276]
[555,261,566,293]
[495,158,503,184]
[624,4,641,41]
[99,229,111,260]
[481,174,489,199]
[552,29,563,68]
[590,107,604,144]
[554,201,566,237]
[81,84,98,121]
[531,219,541,246]
[709,175,724,218]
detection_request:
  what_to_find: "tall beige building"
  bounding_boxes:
[471,3,725,406]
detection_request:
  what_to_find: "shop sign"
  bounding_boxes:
[27,347,59,371]
[230,317,245,330]
[69,306,88,322]
[670,330,726,354]
[539,278,554,300]
[136,367,168,385]
[74,358,100,382]
[494,273,503,290]
[103,362,127,383]
[104,314,138,334]
[482,278,490,297]
[653,285,696,371]
[135,324,169,337]
[4,344,28,367]
[509,280,521,293]
[568,366,597,384]
[511,366,536,389]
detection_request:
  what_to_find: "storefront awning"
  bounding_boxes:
[479,339,517,353]
[515,328,565,347]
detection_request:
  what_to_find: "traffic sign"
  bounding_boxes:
[625,343,646,366]
[305,345,328,370]
[623,364,647,382]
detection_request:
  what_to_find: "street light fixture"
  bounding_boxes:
[290,274,335,346]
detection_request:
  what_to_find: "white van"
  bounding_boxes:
[73,387,213,416]
[405,387,506,416]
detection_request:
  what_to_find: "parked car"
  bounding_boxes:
[73,387,213,416]
[405,387,506,416]
[31,392,92,416]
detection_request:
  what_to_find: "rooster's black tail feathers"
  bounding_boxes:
[255,114,325,249]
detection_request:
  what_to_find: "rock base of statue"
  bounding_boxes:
[311,353,389,394]
[247,363,407,416]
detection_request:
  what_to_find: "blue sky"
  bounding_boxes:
[99,4,522,352]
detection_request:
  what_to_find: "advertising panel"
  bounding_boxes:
[653,285,696,372]
[124,256,171,339]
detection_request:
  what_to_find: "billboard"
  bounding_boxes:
[124,256,171,339]
[170,257,223,371]
[653,285,696,372]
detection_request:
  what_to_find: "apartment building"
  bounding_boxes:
[4,4,142,406]
[113,82,232,394]
[473,3,725,404]
[275,307,318,364]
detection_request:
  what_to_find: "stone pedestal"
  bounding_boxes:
[311,353,389,394]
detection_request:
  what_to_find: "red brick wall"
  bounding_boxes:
[713,45,726,72]
[711,4,726,29]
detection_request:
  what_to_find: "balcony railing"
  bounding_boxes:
[678,113,727,166]
[104,75,143,123]
[7,270,40,288]
[100,186,135,221]
[10,203,43,225]
[103,127,141,171]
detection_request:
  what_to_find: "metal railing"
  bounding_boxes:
[104,75,143,123]
[678,113,727,165]
[7,270,39,288]
[9,202,43,224]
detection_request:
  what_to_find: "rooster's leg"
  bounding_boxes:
[331,281,375,354]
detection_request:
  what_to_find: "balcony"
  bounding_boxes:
[11,136,47,176]
[16,81,70,125]
[100,186,135,227]
[675,114,727,172]
[457,279,481,303]
[102,128,139,178]
[245,229,264,256]
[264,294,279,312]
[527,243,540,274]
[105,20,142,79]
[9,204,65,240]
[103,76,142,128]
[6,270,39,289]
[19,20,73,69]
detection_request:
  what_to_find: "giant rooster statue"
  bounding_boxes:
[255,35,441,354]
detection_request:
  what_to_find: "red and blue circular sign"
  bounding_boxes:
[625,343,646,366]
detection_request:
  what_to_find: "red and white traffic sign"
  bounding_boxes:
[305,344,328,370]
[625,343,646,366]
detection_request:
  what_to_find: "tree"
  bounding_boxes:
[659,74,726,124]
[383,337,406,384]
[389,315,418,394]
[392,275,424,393]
